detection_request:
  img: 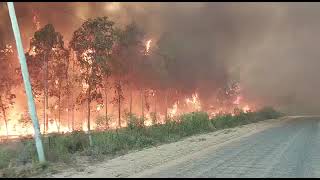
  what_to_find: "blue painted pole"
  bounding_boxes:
[7,2,46,163]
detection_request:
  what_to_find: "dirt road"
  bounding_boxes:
[50,116,320,178]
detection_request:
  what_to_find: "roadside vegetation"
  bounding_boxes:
[0,107,283,177]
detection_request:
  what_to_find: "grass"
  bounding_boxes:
[0,106,283,177]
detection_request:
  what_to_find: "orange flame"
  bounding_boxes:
[145,39,152,55]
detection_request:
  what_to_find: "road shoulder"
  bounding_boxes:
[47,116,291,178]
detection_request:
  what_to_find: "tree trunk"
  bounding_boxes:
[105,90,108,129]
[66,75,70,131]
[129,86,132,115]
[154,93,157,124]
[118,80,121,128]
[2,108,8,140]
[72,105,75,131]
[0,96,9,140]
[71,57,75,132]
[54,112,59,132]
[87,83,93,146]
[42,55,45,134]
[44,54,49,133]
[165,90,168,122]
[104,81,108,129]
[141,88,144,124]
[58,86,61,133]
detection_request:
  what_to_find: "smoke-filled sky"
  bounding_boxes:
[1,2,320,115]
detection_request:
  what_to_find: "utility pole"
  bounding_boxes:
[7,2,46,163]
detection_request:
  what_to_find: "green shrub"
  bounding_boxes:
[256,106,283,119]
[0,107,283,176]
[0,149,16,169]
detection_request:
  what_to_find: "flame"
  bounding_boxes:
[0,83,256,140]
[144,113,153,126]
[0,44,13,54]
[242,105,251,113]
[168,102,178,118]
[29,46,37,56]
[185,93,201,111]
[82,80,89,92]
[145,39,152,55]
[96,104,103,112]
[81,49,94,65]
[233,96,241,105]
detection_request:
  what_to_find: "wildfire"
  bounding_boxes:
[168,102,178,118]
[233,96,241,105]
[144,113,153,126]
[96,104,103,112]
[29,46,37,56]
[82,49,94,65]
[242,105,251,113]
[185,93,201,111]
[0,44,13,54]
[145,39,152,55]
[82,80,89,92]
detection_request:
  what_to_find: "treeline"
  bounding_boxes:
[0,16,241,140]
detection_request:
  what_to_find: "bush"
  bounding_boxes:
[0,107,283,176]
[126,113,144,130]
[0,149,16,169]
[255,106,283,120]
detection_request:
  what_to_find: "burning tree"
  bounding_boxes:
[70,17,117,145]
[155,32,179,121]
[0,44,17,139]
[26,24,67,133]
[49,42,69,133]
[111,22,146,127]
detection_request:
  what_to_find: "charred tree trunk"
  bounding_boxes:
[72,105,75,131]
[54,112,59,132]
[71,55,75,132]
[118,80,121,128]
[165,90,168,122]
[105,89,108,129]
[0,96,9,140]
[141,88,144,125]
[104,80,108,129]
[154,93,157,124]
[44,53,49,134]
[58,85,61,133]
[66,74,70,131]
[87,82,93,146]
[129,86,132,116]
[42,55,45,133]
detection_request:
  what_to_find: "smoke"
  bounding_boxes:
[1,2,320,114]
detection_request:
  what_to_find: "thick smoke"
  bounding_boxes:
[1,2,320,114]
